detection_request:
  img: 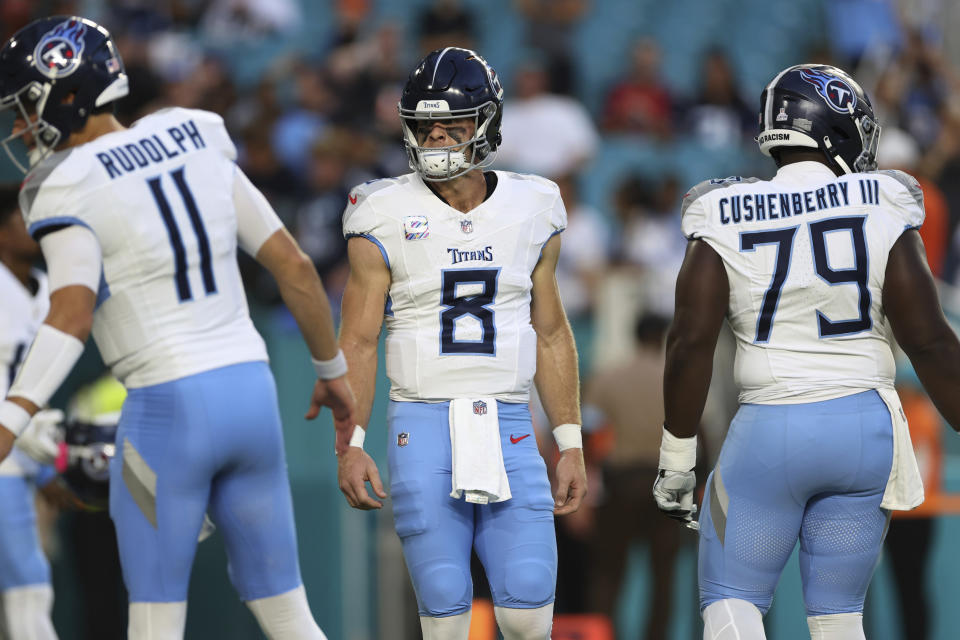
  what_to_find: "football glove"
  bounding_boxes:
[653,425,698,528]
[17,409,63,465]
[653,469,698,523]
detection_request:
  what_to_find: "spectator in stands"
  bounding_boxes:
[272,64,332,179]
[878,127,950,277]
[679,47,753,149]
[292,131,354,297]
[496,53,598,177]
[601,37,673,138]
[201,0,302,43]
[514,0,588,95]
[584,314,698,639]
[617,174,685,315]
[554,173,610,322]
[417,0,477,55]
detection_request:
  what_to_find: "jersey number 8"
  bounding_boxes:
[440,268,500,355]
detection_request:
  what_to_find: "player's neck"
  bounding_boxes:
[65,113,126,148]
[0,255,33,291]
[427,170,488,213]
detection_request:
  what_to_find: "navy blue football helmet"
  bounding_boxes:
[0,16,128,172]
[399,47,504,181]
[757,64,880,174]
[60,418,116,511]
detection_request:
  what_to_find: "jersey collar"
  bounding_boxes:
[773,161,838,181]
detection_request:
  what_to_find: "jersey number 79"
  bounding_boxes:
[740,216,871,343]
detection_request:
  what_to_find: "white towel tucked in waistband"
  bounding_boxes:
[449,398,511,504]
[877,387,924,511]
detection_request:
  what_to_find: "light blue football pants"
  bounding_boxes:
[698,390,893,617]
[109,362,303,603]
[387,400,557,617]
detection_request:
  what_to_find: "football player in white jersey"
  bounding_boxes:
[0,16,356,640]
[337,48,587,640]
[0,185,65,639]
[653,64,960,640]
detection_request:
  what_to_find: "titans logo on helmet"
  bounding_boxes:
[799,68,857,114]
[32,18,87,79]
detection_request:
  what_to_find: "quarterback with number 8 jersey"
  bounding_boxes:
[0,15,356,640]
[338,48,587,640]
[655,64,960,640]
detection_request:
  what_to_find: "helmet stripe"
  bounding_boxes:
[431,47,454,87]
[763,66,792,131]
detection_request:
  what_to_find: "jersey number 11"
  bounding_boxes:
[147,167,217,303]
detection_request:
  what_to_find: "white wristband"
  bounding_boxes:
[553,423,582,451]
[0,401,32,437]
[659,426,697,471]
[312,349,348,380]
[349,425,366,449]
[8,324,85,408]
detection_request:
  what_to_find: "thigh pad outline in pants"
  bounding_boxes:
[110,363,303,603]
[474,403,556,610]
[698,392,893,616]
[388,401,475,618]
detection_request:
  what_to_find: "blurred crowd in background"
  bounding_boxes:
[5,0,960,638]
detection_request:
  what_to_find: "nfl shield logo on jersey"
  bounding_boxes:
[473,400,487,415]
[460,219,473,234]
[397,432,409,447]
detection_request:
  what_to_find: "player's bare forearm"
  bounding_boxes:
[884,230,960,430]
[534,324,581,426]
[907,339,960,429]
[340,335,379,428]
[664,240,728,439]
[258,229,339,360]
[340,237,391,428]
[663,333,715,439]
[530,234,581,426]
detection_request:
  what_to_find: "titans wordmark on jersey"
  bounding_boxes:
[682,162,925,404]
[18,107,270,389]
[343,171,566,403]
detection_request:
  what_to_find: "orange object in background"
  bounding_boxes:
[468,599,496,640]
[895,385,960,517]
[552,614,615,640]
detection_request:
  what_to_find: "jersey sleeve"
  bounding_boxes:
[877,169,925,229]
[19,154,99,240]
[342,180,393,267]
[233,166,284,256]
[548,186,568,234]
[680,182,712,239]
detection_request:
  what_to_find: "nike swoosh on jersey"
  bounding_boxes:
[509,434,530,444]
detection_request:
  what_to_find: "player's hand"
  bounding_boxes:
[305,375,357,456]
[553,447,587,516]
[337,446,387,510]
[16,409,63,465]
[653,469,698,527]
[0,424,15,465]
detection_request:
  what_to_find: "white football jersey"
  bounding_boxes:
[19,108,271,388]
[682,161,925,404]
[0,264,50,476]
[343,171,567,403]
